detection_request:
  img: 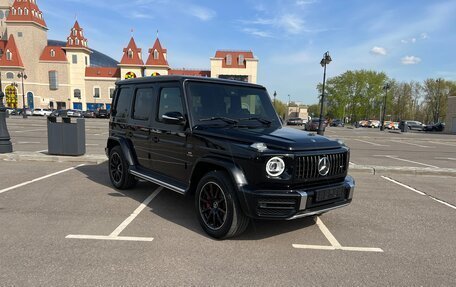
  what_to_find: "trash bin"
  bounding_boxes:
[47,116,86,155]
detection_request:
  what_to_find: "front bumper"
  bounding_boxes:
[239,175,355,220]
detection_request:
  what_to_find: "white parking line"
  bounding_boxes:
[0,164,85,195]
[36,149,48,153]
[434,157,456,161]
[390,140,429,148]
[381,176,456,210]
[16,141,41,144]
[66,186,163,242]
[12,129,46,133]
[429,141,456,147]
[354,139,389,147]
[373,155,439,168]
[292,217,384,252]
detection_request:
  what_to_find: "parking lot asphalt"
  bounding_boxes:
[1,116,455,285]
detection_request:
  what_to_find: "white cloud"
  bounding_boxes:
[187,6,216,21]
[420,32,429,39]
[401,39,408,44]
[370,46,387,56]
[131,12,154,19]
[296,0,317,6]
[278,14,304,34]
[242,28,273,38]
[401,56,421,65]
[411,38,416,43]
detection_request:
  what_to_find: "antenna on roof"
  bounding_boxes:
[130,28,134,37]
[156,30,159,39]
[75,13,77,21]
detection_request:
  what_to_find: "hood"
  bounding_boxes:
[193,126,343,151]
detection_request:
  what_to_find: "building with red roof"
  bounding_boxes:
[0,0,258,111]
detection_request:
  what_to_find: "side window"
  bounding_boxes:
[115,88,133,120]
[132,88,154,121]
[158,87,183,122]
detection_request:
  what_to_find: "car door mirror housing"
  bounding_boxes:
[162,111,186,125]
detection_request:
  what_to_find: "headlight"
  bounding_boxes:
[266,157,285,177]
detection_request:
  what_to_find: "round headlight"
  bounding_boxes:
[266,157,285,177]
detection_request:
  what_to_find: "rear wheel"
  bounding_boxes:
[195,171,249,239]
[109,146,137,189]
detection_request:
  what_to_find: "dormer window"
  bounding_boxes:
[75,38,79,45]
[50,49,55,57]
[24,8,28,15]
[6,50,12,61]
[128,49,133,59]
[18,8,22,15]
[69,38,73,45]
[11,8,16,15]
[80,30,83,37]
[153,49,159,59]
[73,29,77,36]
[238,54,244,65]
[226,54,232,65]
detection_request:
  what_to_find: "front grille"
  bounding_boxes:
[295,151,348,181]
[256,198,298,217]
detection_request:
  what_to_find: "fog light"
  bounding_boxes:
[266,157,285,177]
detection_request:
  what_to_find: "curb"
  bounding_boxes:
[0,151,107,164]
[350,164,456,177]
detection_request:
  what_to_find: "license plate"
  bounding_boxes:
[315,187,345,202]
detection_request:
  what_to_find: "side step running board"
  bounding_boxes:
[129,169,186,195]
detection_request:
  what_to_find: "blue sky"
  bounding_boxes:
[40,0,456,105]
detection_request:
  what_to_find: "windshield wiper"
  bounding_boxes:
[239,117,272,125]
[199,117,239,125]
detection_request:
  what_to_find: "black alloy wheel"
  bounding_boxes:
[199,181,228,231]
[195,171,249,239]
[108,146,137,189]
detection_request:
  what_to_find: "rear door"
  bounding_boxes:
[149,82,191,183]
[129,85,155,169]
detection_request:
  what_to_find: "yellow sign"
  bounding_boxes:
[5,85,18,108]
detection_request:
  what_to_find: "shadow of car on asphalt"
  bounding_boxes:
[76,163,317,240]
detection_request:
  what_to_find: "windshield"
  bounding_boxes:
[186,81,281,128]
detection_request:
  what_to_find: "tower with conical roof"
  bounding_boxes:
[119,37,144,79]
[0,0,12,40]
[5,0,48,84]
[144,37,169,76]
[63,20,91,109]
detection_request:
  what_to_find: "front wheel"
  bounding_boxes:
[195,171,249,239]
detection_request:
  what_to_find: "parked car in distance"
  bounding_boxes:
[330,119,344,127]
[95,109,110,118]
[67,109,83,117]
[32,108,52,116]
[82,110,96,118]
[286,117,303,126]
[423,122,445,132]
[400,120,424,131]
[6,108,18,115]
[18,108,32,116]
[50,109,68,117]
[368,120,380,128]
[305,118,326,131]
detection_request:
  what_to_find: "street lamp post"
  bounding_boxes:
[380,83,390,131]
[317,51,332,135]
[0,72,13,153]
[435,78,442,123]
[17,72,28,119]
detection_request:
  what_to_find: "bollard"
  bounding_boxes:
[0,91,13,153]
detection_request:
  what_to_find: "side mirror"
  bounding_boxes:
[162,111,186,125]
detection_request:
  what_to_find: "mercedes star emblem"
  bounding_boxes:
[318,157,330,176]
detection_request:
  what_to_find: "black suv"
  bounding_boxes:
[106,76,355,239]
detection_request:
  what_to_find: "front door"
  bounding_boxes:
[27,92,34,109]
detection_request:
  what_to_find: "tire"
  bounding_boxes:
[108,145,137,189]
[195,171,249,239]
